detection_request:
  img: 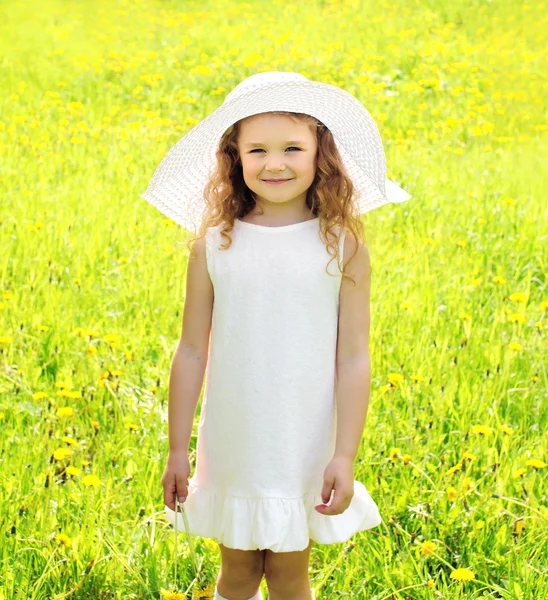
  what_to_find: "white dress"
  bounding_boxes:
[165,217,382,552]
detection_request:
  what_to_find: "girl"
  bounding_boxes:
[142,72,412,600]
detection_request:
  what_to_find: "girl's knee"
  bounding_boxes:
[264,565,309,590]
[218,544,265,584]
[263,541,312,591]
[220,562,263,586]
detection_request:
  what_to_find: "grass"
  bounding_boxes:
[0,0,547,598]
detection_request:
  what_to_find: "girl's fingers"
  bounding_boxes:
[315,493,352,515]
[175,474,189,502]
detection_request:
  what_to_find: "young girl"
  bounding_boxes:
[142,72,412,600]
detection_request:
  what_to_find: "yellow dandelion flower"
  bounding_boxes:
[56,533,72,547]
[378,384,392,392]
[410,374,426,382]
[447,463,462,475]
[56,406,74,417]
[514,519,525,535]
[0,336,13,345]
[456,240,467,247]
[459,312,472,320]
[82,474,102,487]
[508,313,526,324]
[526,459,546,469]
[58,389,82,399]
[509,292,528,303]
[420,540,436,556]
[502,198,515,206]
[194,583,216,598]
[447,486,457,500]
[189,64,213,77]
[471,278,482,287]
[462,452,476,461]
[86,346,97,356]
[388,373,404,386]
[66,466,81,476]
[389,448,401,461]
[62,436,79,446]
[463,477,472,492]
[202,538,219,552]
[426,579,436,588]
[450,567,475,581]
[500,424,513,435]
[103,333,121,348]
[540,300,548,311]
[159,588,187,600]
[508,342,523,351]
[513,468,527,478]
[53,448,72,461]
[128,423,138,431]
[32,391,48,401]
[471,424,492,436]
[402,454,411,464]
[492,275,506,284]
[81,460,90,467]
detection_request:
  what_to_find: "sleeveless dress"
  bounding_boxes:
[164,217,382,552]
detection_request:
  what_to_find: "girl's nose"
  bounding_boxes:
[265,156,286,169]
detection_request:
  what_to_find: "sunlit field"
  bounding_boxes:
[1,0,547,598]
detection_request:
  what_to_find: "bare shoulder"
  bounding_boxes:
[187,234,212,288]
[188,234,207,262]
[337,230,371,364]
[179,235,213,354]
[341,230,371,287]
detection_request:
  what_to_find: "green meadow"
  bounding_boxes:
[1,0,546,598]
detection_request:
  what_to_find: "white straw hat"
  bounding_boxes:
[141,71,412,233]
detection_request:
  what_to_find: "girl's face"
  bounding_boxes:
[236,113,318,211]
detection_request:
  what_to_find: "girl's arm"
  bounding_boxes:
[316,235,372,515]
[168,236,214,454]
[333,235,372,461]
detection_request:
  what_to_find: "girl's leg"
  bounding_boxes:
[264,539,314,600]
[214,588,263,600]
[216,543,265,600]
[214,589,263,600]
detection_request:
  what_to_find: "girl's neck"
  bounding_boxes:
[241,207,316,227]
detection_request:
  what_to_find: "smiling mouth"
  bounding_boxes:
[263,178,293,182]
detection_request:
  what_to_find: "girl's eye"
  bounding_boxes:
[249,147,301,153]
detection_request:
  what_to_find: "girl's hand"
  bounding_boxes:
[314,456,355,516]
[162,451,191,513]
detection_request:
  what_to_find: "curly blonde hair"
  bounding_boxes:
[185,111,370,285]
